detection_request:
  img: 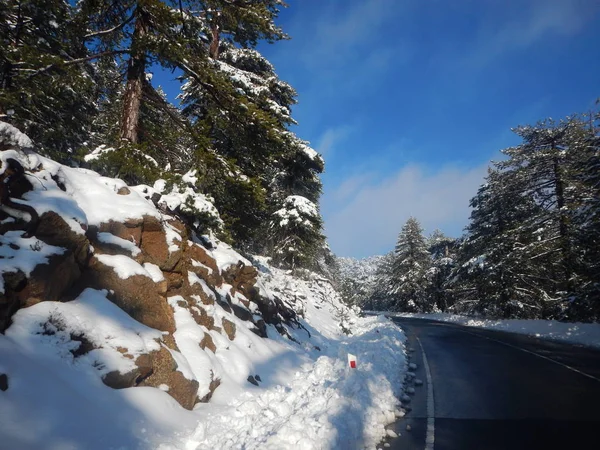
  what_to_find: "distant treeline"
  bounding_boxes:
[341,111,600,322]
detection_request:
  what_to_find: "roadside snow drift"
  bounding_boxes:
[392,313,600,349]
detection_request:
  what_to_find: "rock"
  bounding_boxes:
[186,244,221,286]
[97,220,143,246]
[222,262,258,295]
[222,318,236,340]
[117,186,130,195]
[0,373,8,391]
[255,374,262,382]
[103,353,154,389]
[156,279,168,296]
[231,304,252,322]
[36,211,90,266]
[0,272,26,332]
[17,252,80,308]
[142,215,163,232]
[190,305,215,330]
[81,256,175,332]
[247,375,259,386]
[137,346,199,410]
[164,272,184,293]
[199,333,216,353]
[198,371,221,403]
[140,226,182,271]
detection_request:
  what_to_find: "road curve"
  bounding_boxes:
[384,317,600,450]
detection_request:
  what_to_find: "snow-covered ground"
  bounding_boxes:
[1,291,406,450]
[388,312,600,349]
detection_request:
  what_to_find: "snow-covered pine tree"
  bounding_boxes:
[426,229,457,312]
[569,111,600,320]
[494,117,590,316]
[366,251,396,311]
[0,0,96,161]
[390,217,432,312]
[450,168,543,318]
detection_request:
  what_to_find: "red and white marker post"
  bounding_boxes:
[348,353,357,369]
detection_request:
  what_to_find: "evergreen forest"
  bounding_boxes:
[0,0,328,271]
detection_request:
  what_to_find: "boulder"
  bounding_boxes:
[81,256,175,332]
[185,244,221,286]
[198,371,221,403]
[199,332,216,353]
[102,354,153,389]
[222,318,236,340]
[189,305,215,330]
[0,271,26,332]
[97,220,142,247]
[36,211,90,266]
[137,345,199,410]
[140,227,182,271]
[222,262,258,296]
[16,252,80,308]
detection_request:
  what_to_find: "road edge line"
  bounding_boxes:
[416,336,435,450]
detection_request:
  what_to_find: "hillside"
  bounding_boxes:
[0,124,406,449]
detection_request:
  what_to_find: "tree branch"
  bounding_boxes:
[84,13,135,39]
[26,50,129,78]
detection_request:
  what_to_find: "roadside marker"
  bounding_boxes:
[348,353,357,369]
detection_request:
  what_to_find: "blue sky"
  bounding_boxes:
[153,0,600,258]
[253,0,600,258]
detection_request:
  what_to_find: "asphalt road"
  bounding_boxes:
[382,317,600,450]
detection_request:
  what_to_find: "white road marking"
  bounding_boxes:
[416,336,435,450]
[451,326,600,383]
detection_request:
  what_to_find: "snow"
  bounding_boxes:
[0,231,65,294]
[143,262,165,283]
[210,240,252,271]
[97,231,141,256]
[0,121,33,149]
[182,314,406,450]
[95,254,153,280]
[392,313,600,349]
[274,195,319,227]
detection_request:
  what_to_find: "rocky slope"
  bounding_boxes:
[0,122,306,410]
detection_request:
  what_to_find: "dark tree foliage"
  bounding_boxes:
[0,0,327,273]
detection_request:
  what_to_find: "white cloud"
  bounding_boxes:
[464,0,599,68]
[322,163,490,258]
[316,125,351,157]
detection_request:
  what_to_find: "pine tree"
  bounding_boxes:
[0,0,96,161]
[390,217,432,312]
[426,229,457,312]
[451,168,544,318]
[569,111,600,320]
[367,251,396,311]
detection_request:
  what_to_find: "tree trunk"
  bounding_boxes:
[120,9,148,143]
[209,23,220,60]
[553,154,572,292]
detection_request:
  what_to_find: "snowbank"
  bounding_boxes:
[391,313,600,349]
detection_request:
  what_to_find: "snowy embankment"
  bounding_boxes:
[0,124,407,450]
[388,313,600,349]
